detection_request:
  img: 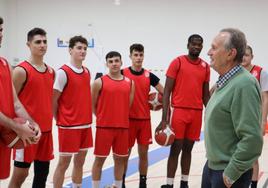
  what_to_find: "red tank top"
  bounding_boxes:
[166,55,210,110]
[0,57,16,131]
[18,61,54,132]
[123,68,150,119]
[57,65,92,127]
[96,75,132,128]
[250,65,262,83]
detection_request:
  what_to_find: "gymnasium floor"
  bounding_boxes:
[1,111,268,188]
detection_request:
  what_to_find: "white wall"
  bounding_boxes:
[1,0,268,83]
[0,0,8,56]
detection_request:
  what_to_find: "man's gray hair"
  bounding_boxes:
[220,28,247,63]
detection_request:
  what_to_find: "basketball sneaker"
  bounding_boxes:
[180,180,189,188]
[160,184,173,188]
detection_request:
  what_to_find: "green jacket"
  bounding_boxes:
[205,68,263,182]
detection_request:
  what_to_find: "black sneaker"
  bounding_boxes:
[180,181,189,188]
[160,185,173,188]
[139,182,147,188]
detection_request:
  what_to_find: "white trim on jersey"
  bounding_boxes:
[57,124,91,129]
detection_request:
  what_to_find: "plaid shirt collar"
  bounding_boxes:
[216,64,242,88]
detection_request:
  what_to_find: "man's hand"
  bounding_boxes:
[29,121,42,144]
[223,174,234,188]
[155,121,168,133]
[13,120,36,146]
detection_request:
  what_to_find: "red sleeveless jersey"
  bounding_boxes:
[18,61,54,132]
[250,65,262,83]
[0,57,16,130]
[122,68,150,119]
[166,55,210,110]
[96,75,132,128]
[57,65,92,127]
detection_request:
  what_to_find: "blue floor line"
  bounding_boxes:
[64,132,204,188]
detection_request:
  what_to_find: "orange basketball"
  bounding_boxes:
[155,126,175,146]
[0,117,30,149]
[148,92,163,111]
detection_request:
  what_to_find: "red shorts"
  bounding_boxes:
[94,128,128,157]
[171,108,202,141]
[0,142,11,179]
[129,119,152,147]
[58,127,93,155]
[13,132,54,163]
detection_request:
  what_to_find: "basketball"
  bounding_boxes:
[0,117,30,149]
[148,92,163,111]
[155,125,175,146]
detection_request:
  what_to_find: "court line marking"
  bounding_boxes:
[64,132,204,187]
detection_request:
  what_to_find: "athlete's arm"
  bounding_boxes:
[91,78,102,115]
[12,66,27,94]
[53,69,67,120]
[150,72,163,95]
[202,82,210,107]
[130,80,135,107]
[154,83,164,95]
[155,77,175,132]
[10,65,41,145]
[0,111,36,147]
[53,89,61,120]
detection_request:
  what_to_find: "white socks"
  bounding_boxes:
[166,175,188,185]
[181,174,189,181]
[167,178,174,185]
[92,180,100,188]
[114,180,122,188]
[72,182,82,188]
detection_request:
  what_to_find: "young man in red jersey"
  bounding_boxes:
[0,17,41,182]
[156,34,210,188]
[52,36,93,188]
[122,44,163,188]
[91,51,135,188]
[242,45,268,188]
[8,28,55,188]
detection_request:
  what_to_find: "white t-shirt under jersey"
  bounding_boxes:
[53,62,91,129]
[53,63,90,92]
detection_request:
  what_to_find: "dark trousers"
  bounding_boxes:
[201,161,252,188]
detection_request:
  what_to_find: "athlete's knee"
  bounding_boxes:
[169,140,183,156]
[93,157,106,168]
[74,157,85,168]
[74,151,87,167]
[13,161,31,180]
[57,158,71,171]
[182,140,195,153]
[138,145,148,160]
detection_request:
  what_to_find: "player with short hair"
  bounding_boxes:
[242,45,268,188]
[53,35,93,188]
[122,43,163,188]
[8,27,55,188]
[91,51,135,188]
[156,34,210,188]
[0,16,41,182]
